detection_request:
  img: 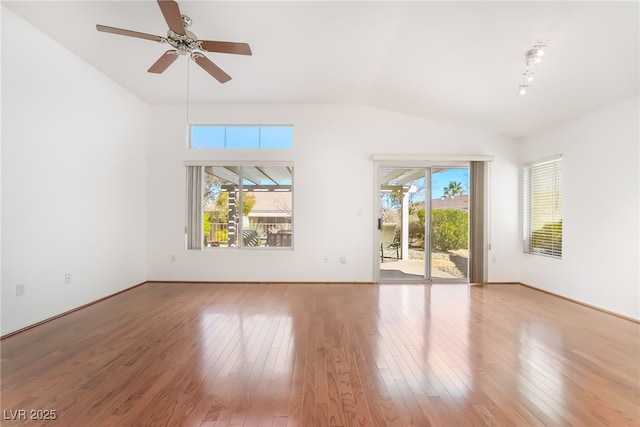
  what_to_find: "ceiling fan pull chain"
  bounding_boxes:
[186,56,190,128]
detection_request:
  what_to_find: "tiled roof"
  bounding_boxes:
[431,195,469,211]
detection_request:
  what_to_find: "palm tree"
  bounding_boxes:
[443,181,464,198]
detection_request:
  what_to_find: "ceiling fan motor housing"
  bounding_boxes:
[166,27,201,55]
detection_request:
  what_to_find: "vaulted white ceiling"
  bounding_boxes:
[3,1,638,138]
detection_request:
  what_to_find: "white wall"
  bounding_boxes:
[1,8,149,335]
[147,104,520,283]
[519,96,640,320]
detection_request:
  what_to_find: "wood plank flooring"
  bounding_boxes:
[1,283,639,426]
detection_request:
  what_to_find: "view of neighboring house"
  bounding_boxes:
[408,194,469,217]
[246,191,292,228]
[204,190,292,246]
[431,194,469,211]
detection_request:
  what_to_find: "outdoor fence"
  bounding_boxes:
[207,222,292,246]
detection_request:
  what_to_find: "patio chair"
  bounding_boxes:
[242,230,259,247]
[380,223,399,262]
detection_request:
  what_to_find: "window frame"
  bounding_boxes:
[185,161,294,251]
[522,155,563,259]
[189,125,294,149]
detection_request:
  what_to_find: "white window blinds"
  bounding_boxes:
[523,156,563,258]
[186,166,203,250]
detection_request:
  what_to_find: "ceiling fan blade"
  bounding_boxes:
[157,0,185,35]
[148,50,179,73]
[96,25,163,42]
[193,54,231,84]
[199,41,252,56]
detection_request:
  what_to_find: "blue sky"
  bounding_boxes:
[431,168,469,199]
[402,169,470,201]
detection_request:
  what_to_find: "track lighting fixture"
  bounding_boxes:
[518,41,547,95]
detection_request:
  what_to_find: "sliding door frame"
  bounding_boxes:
[376,165,432,282]
[372,155,493,284]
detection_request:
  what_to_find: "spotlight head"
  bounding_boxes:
[526,49,541,66]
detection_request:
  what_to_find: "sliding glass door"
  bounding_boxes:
[377,164,470,283]
[379,167,429,281]
[430,168,470,281]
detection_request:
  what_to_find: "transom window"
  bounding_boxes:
[190,125,294,149]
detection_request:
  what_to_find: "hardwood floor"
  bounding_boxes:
[1,283,639,426]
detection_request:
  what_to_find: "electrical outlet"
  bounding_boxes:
[340,256,347,264]
[65,273,72,284]
[16,284,25,296]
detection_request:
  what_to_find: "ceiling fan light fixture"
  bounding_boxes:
[181,14,192,29]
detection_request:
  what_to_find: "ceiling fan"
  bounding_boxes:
[96,0,252,83]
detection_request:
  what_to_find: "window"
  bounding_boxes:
[190,125,294,149]
[186,164,293,249]
[523,156,562,258]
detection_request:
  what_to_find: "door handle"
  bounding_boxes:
[378,218,382,230]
